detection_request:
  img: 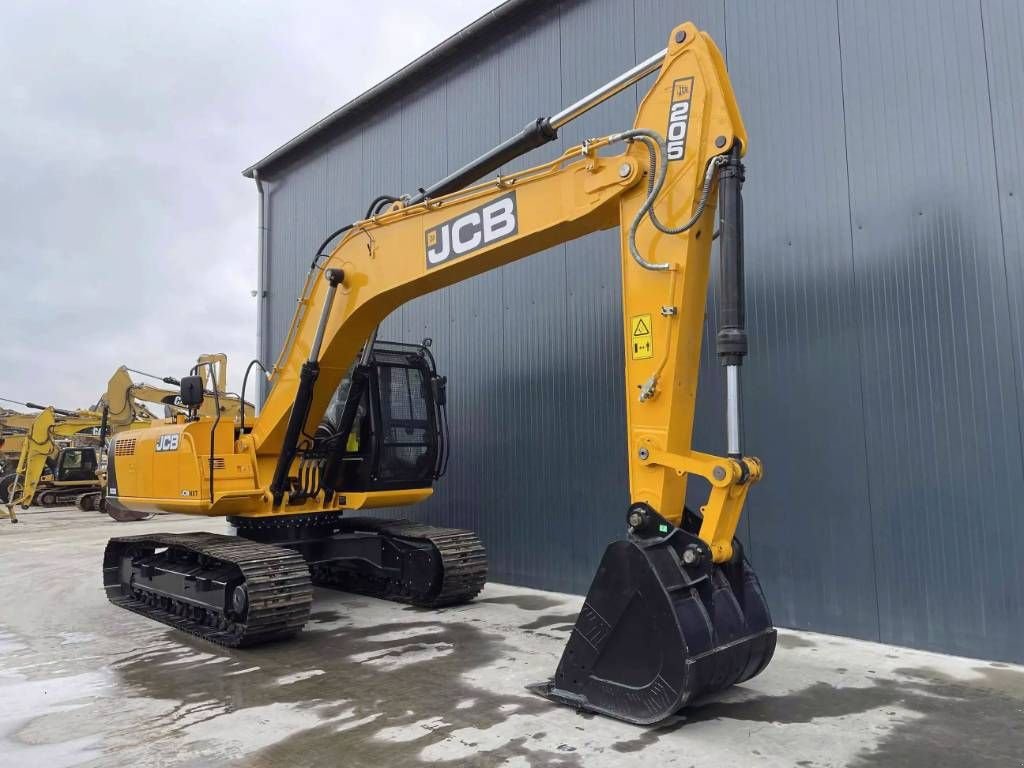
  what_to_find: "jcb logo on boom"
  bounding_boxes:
[425,192,518,268]
[666,77,694,162]
[155,433,180,452]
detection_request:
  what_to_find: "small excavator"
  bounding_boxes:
[0,406,35,476]
[81,357,254,518]
[1,405,105,522]
[101,23,774,724]
[2,357,254,521]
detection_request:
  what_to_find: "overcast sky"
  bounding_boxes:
[0,0,497,410]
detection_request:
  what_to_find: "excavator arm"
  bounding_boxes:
[2,406,104,520]
[99,360,254,428]
[102,22,775,725]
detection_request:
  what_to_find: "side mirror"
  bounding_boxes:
[179,376,204,408]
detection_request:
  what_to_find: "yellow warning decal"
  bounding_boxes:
[631,314,653,360]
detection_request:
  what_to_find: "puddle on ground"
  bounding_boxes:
[474,594,565,612]
[849,664,1024,767]
[104,608,580,768]
[776,633,818,650]
[519,612,580,631]
[608,664,1024,767]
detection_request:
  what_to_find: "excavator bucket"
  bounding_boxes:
[530,511,775,724]
[104,497,155,522]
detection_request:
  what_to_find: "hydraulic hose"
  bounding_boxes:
[609,129,727,271]
[239,359,269,433]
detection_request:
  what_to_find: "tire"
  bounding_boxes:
[0,474,15,505]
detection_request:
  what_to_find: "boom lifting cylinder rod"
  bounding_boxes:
[269,267,345,505]
[408,48,667,205]
[25,402,77,418]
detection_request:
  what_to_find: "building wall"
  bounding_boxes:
[256,0,1024,662]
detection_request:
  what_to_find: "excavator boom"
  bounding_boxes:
[1,406,104,520]
[101,22,775,724]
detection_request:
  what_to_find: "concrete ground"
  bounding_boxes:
[1,507,1022,768]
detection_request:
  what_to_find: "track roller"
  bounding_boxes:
[103,532,312,647]
[233,514,487,609]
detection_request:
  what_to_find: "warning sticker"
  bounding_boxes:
[631,314,653,360]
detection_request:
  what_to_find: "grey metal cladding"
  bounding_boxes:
[984,0,1024,487]
[254,0,1024,661]
[557,0,636,593]
[496,10,576,591]
[725,0,878,638]
[840,0,1024,660]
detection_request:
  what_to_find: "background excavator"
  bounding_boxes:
[100,22,773,725]
[1,404,105,522]
[81,357,255,518]
[2,356,254,521]
[0,406,36,476]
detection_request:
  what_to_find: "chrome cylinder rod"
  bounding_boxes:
[549,48,666,129]
[359,325,379,366]
[409,47,667,204]
[309,269,345,362]
[726,364,742,457]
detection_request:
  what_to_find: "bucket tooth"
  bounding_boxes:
[530,520,775,725]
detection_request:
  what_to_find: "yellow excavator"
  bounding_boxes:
[0,433,26,476]
[1,405,105,522]
[99,355,255,430]
[3,357,254,521]
[0,406,36,476]
[79,357,255,518]
[101,23,773,724]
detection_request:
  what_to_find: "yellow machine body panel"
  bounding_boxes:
[109,422,432,516]
[1,432,27,461]
[109,420,252,515]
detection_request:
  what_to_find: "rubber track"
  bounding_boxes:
[314,518,487,608]
[104,532,312,648]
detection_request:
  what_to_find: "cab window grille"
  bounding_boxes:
[376,363,436,483]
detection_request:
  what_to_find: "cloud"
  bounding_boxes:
[0,0,497,407]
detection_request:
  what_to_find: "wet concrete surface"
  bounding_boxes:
[2,506,1024,766]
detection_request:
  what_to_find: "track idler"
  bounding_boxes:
[530,507,775,725]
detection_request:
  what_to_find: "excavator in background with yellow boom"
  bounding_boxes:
[98,354,255,430]
[101,23,774,724]
[2,357,254,521]
[80,357,255,517]
[1,405,105,522]
[0,407,36,475]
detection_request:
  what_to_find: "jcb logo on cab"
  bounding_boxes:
[425,192,518,268]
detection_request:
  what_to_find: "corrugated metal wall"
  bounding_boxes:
[256,0,1024,662]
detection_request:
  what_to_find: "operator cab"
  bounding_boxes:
[55,447,99,482]
[317,340,448,493]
